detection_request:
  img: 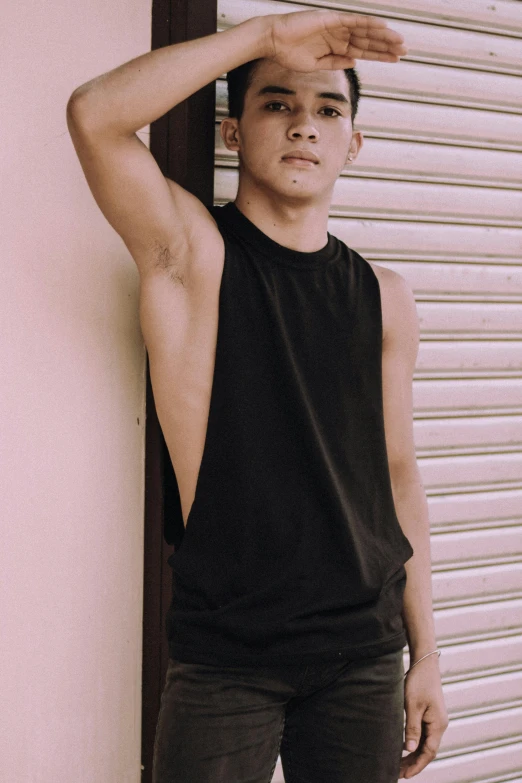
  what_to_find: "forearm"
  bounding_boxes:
[67,15,272,136]
[390,465,438,660]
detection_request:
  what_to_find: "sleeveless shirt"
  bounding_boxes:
[165,201,414,666]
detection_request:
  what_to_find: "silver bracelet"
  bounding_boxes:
[404,648,441,678]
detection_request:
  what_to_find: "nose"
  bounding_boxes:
[287,110,318,141]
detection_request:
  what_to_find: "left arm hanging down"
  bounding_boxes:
[379,267,449,779]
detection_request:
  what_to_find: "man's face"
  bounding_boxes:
[222,59,362,203]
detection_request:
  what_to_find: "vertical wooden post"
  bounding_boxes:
[141,1,217,779]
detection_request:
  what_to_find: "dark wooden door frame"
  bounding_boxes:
[141,1,217,779]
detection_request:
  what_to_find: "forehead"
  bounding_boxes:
[246,58,350,100]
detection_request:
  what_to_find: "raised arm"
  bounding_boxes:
[65,16,271,283]
[66,10,406,283]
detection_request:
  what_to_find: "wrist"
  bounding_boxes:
[241,14,276,60]
[408,641,438,660]
[405,648,441,677]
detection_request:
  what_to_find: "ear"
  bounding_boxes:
[346,130,363,164]
[220,117,241,153]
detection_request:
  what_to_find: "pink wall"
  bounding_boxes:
[1,1,151,780]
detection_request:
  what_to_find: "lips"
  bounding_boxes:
[281,150,319,164]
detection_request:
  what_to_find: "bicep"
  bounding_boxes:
[66,100,219,281]
[381,272,420,477]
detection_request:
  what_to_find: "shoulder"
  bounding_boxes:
[367,259,408,293]
[368,262,418,349]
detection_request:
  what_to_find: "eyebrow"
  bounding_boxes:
[255,84,349,104]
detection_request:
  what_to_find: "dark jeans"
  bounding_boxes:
[152,648,405,783]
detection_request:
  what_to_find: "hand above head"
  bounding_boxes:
[264,10,408,72]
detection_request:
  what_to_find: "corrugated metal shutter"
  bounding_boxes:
[214,2,522,780]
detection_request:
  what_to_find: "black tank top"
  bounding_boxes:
[166,201,414,666]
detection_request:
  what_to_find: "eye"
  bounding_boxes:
[320,107,342,117]
[265,101,288,111]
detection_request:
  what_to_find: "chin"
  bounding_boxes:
[275,171,318,191]
[280,176,330,199]
[275,188,324,206]
[248,167,327,202]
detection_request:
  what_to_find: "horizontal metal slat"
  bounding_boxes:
[414,417,522,453]
[326,218,522,260]
[435,635,522,681]
[413,378,522,413]
[359,97,522,151]
[383,261,522,298]
[418,451,522,490]
[435,597,522,642]
[427,488,522,530]
[432,563,522,606]
[215,81,522,151]
[357,59,522,113]
[416,342,522,375]
[416,301,522,335]
[389,257,522,277]
[443,670,522,717]
[431,527,522,568]
[438,705,522,756]
[347,139,522,188]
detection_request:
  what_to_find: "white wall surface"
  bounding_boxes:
[1,2,151,781]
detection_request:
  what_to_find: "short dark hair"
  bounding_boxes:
[226,59,361,124]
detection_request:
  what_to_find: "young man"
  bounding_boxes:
[67,9,448,782]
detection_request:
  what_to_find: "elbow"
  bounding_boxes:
[66,89,86,130]
[66,83,100,133]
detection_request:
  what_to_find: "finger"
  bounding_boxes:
[400,752,416,779]
[364,26,406,45]
[404,708,423,753]
[350,18,405,44]
[349,36,390,52]
[358,50,402,62]
[401,721,445,778]
[337,13,388,30]
[400,751,420,779]
[317,54,357,70]
[354,46,406,61]
[401,737,439,777]
[350,35,408,56]
[345,46,401,63]
[336,12,405,42]
[334,42,404,63]
[334,19,404,43]
[334,30,407,58]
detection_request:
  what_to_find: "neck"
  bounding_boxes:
[234,185,332,253]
